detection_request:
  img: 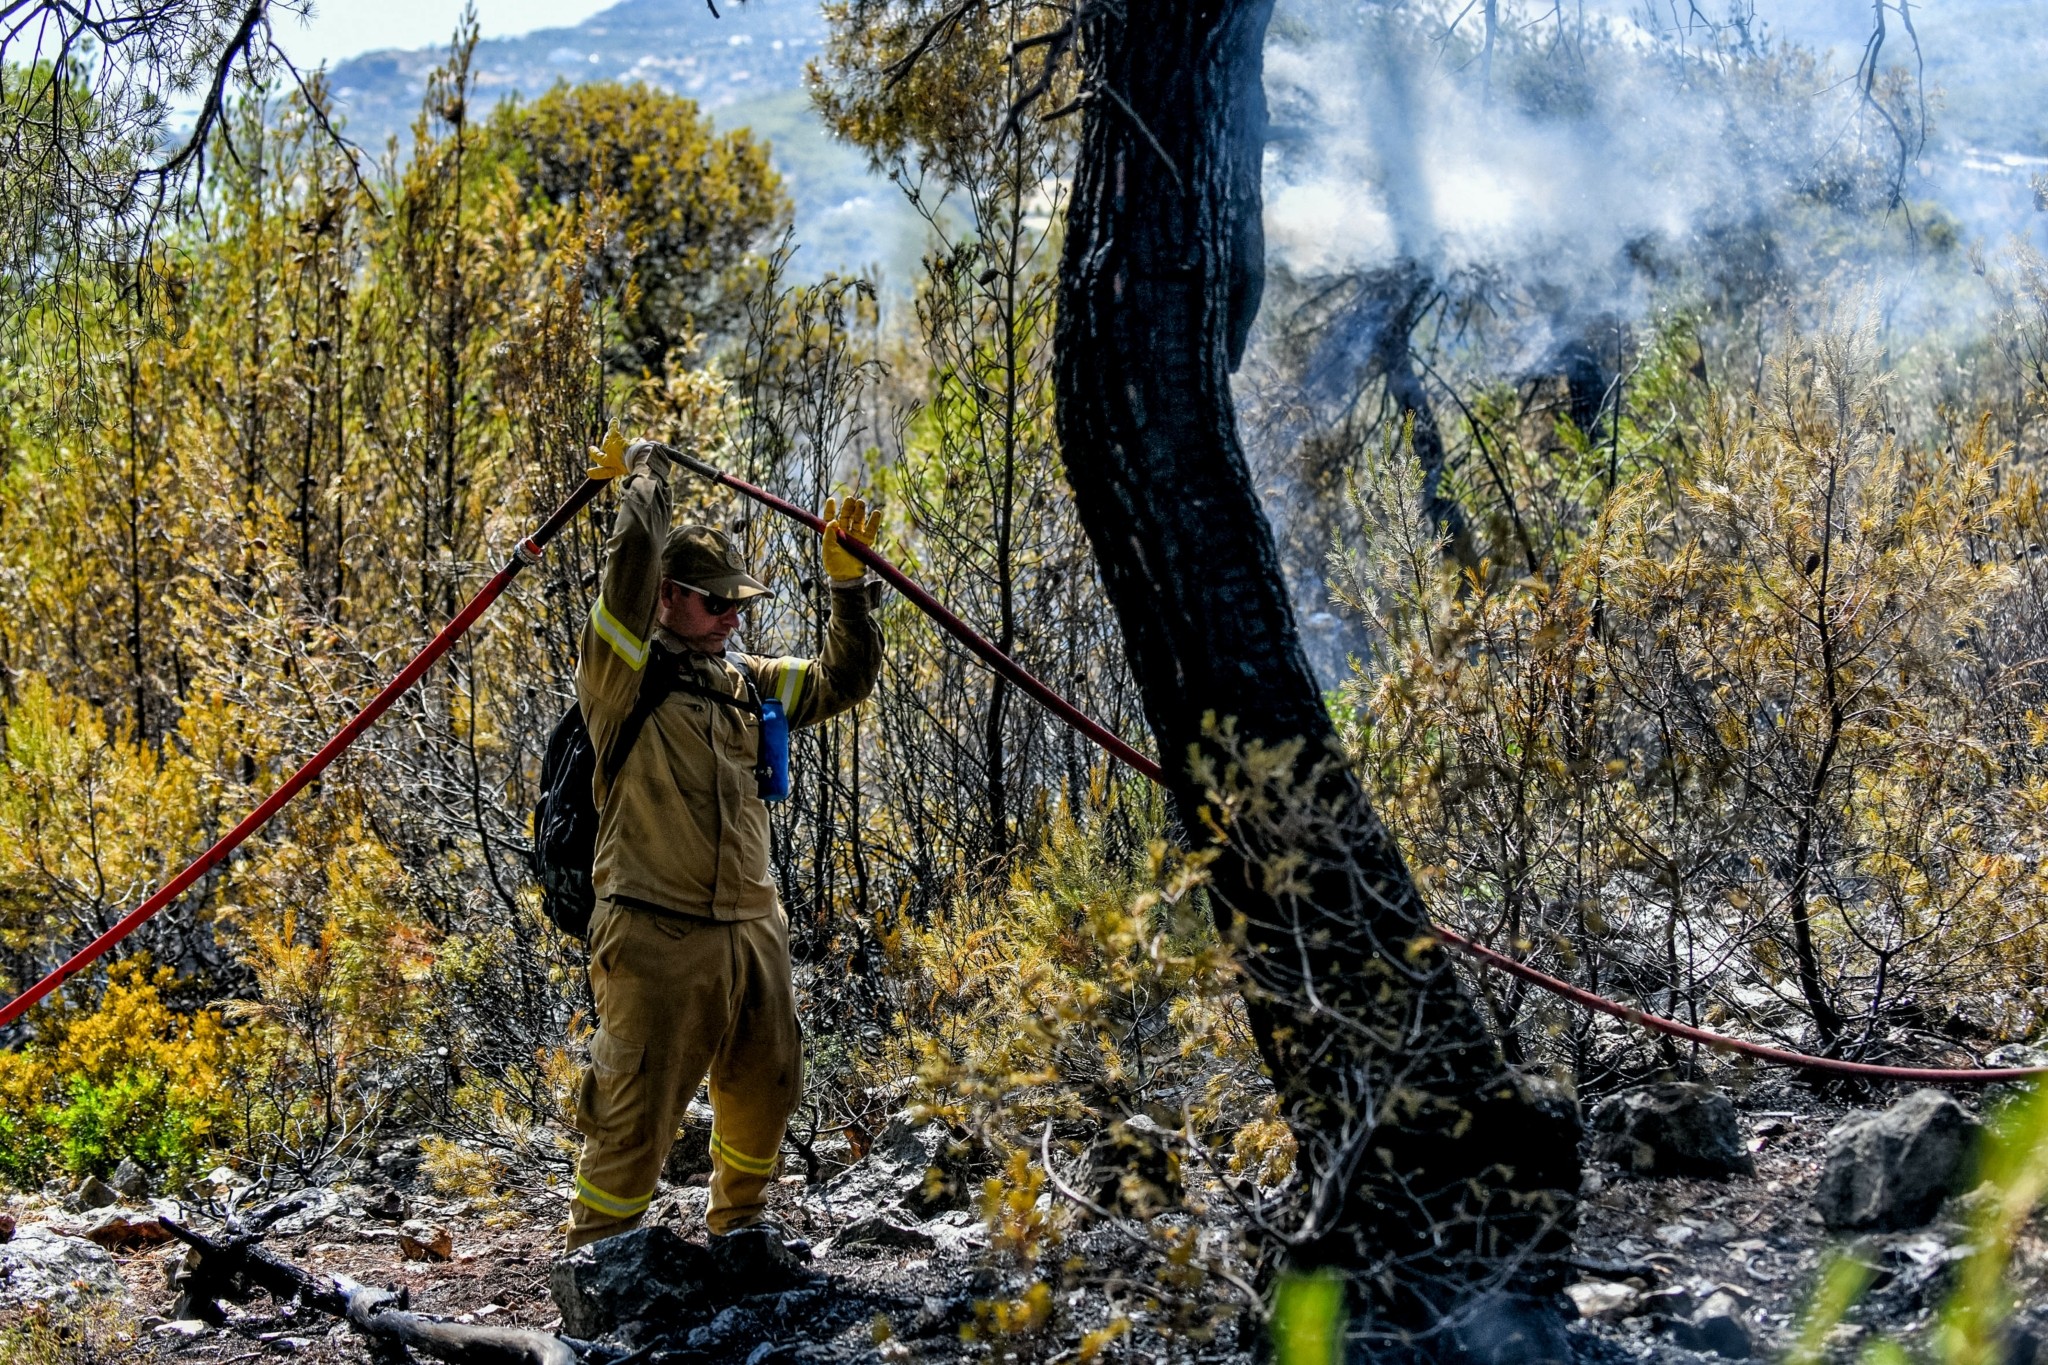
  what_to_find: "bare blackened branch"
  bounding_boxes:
[1854,0,1928,209]
[883,0,982,91]
[163,1219,587,1365]
[150,0,267,183]
[1001,14,1076,139]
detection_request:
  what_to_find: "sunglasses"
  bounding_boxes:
[671,581,748,615]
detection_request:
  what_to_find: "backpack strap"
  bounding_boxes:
[600,650,678,789]
[599,650,760,788]
[668,672,763,718]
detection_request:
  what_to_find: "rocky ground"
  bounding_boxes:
[3,1077,2046,1363]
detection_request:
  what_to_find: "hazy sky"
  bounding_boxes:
[271,1,620,69]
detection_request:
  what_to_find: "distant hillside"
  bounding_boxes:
[1714,0,2048,249]
[317,0,2048,286]
[323,0,926,281]
[1754,0,2048,157]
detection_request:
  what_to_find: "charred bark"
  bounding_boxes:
[1358,264,1469,554]
[1295,261,1471,558]
[1052,1,1577,1352]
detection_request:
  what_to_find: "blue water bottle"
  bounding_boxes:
[757,699,791,803]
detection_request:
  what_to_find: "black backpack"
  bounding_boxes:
[530,649,765,939]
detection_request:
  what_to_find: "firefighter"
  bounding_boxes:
[567,436,883,1251]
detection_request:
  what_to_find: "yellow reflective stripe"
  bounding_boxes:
[590,594,649,670]
[574,1173,652,1219]
[773,659,809,710]
[709,1129,778,1177]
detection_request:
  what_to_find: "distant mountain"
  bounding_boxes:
[322,0,925,282]
[326,0,821,141]
[318,0,2048,287]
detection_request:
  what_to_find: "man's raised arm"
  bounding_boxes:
[577,440,671,752]
[744,495,884,728]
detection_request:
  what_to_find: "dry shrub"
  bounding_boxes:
[0,958,232,1186]
[866,809,1269,1353]
[0,1297,137,1365]
[219,827,440,1181]
[1338,314,2048,1072]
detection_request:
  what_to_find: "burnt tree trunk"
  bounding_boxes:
[1051,1,1578,1352]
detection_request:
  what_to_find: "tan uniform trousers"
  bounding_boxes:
[567,899,801,1249]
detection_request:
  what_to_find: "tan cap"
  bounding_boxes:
[661,525,772,601]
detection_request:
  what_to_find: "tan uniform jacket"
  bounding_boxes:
[576,451,882,921]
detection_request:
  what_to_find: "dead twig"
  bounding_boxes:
[883,0,982,90]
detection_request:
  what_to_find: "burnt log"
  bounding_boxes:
[161,1219,594,1365]
[339,1277,581,1365]
[162,1217,349,1323]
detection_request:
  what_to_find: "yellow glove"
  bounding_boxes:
[822,494,881,582]
[585,423,630,480]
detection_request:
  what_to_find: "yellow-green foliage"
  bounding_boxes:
[219,827,438,1178]
[885,809,1253,1147]
[0,1297,137,1365]
[871,812,1259,1351]
[1338,315,2048,1053]
[0,22,778,1189]
[0,678,209,967]
[419,1134,530,1227]
[490,78,789,365]
[0,959,232,1184]
[0,0,1103,1205]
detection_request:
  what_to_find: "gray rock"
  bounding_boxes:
[709,1225,811,1285]
[819,1111,974,1219]
[916,1208,990,1257]
[74,1174,120,1211]
[1588,1083,1754,1178]
[258,1188,346,1237]
[2003,1306,2048,1365]
[1816,1088,1979,1231]
[1983,1044,2048,1110]
[1564,1280,1638,1319]
[0,1227,127,1307]
[82,1209,174,1250]
[1636,1285,1695,1319]
[374,1141,423,1183]
[1865,1231,1973,1308]
[1664,1290,1754,1359]
[549,1225,715,1340]
[153,1318,211,1338]
[830,1213,937,1253]
[687,1303,765,1352]
[110,1158,150,1199]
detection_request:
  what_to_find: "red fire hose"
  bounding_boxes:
[660,446,2048,1086]
[1,446,2042,1084]
[0,476,608,1030]
[656,446,1161,783]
